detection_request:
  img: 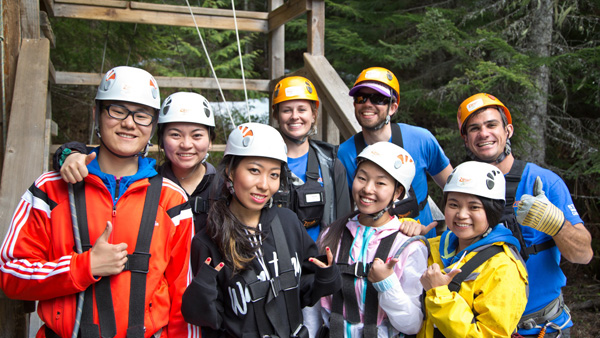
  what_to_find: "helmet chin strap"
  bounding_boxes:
[465,139,512,164]
[364,182,400,221]
[279,123,317,145]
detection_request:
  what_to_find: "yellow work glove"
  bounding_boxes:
[516,176,565,236]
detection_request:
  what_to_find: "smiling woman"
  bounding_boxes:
[181,122,342,338]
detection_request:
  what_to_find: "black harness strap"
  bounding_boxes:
[330,228,398,337]
[433,245,504,338]
[447,246,504,293]
[74,176,162,338]
[353,122,403,155]
[502,160,555,261]
[74,181,117,338]
[240,214,306,338]
[126,174,162,338]
[306,146,320,183]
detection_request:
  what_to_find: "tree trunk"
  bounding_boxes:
[520,0,553,165]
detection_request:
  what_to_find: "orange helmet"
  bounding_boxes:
[457,93,512,135]
[349,67,400,100]
[272,76,319,109]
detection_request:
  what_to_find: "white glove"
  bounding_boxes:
[516,176,565,236]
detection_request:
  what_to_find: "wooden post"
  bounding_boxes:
[19,0,40,39]
[268,0,284,126]
[0,39,50,338]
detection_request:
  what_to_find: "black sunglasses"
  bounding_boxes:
[353,93,391,106]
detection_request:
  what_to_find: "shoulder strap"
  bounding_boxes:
[447,246,504,293]
[353,132,367,155]
[74,181,117,338]
[390,122,403,148]
[306,145,320,183]
[126,174,162,338]
[353,123,404,156]
[505,160,526,208]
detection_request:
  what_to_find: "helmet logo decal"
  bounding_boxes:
[161,97,172,115]
[386,71,393,81]
[273,84,280,99]
[466,98,484,112]
[486,94,498,101]
[102,69,117,91]
[203,101,212,118]
[485,169,501,190]
[285,86,304,97]
[149,78,159,99]
[458,177,472,186]
[238,125,254,147]
[364,69,380,79]
[305,81,313,94]
[394,153,413,169]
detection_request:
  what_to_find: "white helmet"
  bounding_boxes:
[357,142,415,192]
[158,92,215,127]
[95,66,160,110]
[444,161,505,201]
[224,123,287,163]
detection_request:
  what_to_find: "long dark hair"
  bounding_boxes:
[206,155,288,274]
[442,193,504,228]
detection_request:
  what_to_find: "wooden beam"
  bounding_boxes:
[0,38,50,296]
[307,0,325,56]
[303,53,360,139]
[53,2,269,32]
[41,0,55,16]
[55,0,128,8]
[129,1,268,20]
[54,71,271,91]
[19,0,40,39]
[268,0,309,31]
[50,144,226,154]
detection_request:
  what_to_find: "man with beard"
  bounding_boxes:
[337,67,452,237]
[457,93,593,337]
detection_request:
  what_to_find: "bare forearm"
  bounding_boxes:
[554,221,593,264]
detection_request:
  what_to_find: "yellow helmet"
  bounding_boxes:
[457,93,512,136]
[272,76,319,108]
[349,67,400,100]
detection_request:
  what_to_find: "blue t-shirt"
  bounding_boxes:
[514,163,582,335]
[288,152,323,241]
[337,123,450,237]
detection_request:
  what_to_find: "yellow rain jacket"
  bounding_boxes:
[418,228,528,338]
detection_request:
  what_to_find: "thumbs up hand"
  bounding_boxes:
[516,176,565,236]
[368,257,399,283]
[90,221,129,276]
[420,263,462,291]
[61,152,96,184]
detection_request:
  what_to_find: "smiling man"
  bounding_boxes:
[337,67,452,237]
[457,93,593,338]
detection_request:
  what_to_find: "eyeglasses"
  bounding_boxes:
[103,104,156,126]
[353,93,391,106]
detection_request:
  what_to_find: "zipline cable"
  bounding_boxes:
[231,0,251,122]
[184,0,236,128]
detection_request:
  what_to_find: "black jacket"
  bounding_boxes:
[158,161,218,233]
[181,206,342,338]
[308,139,352,226]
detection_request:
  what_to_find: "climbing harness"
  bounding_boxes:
[501,160,556,262]
[240,214,309,338]
[45,175,163,338]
